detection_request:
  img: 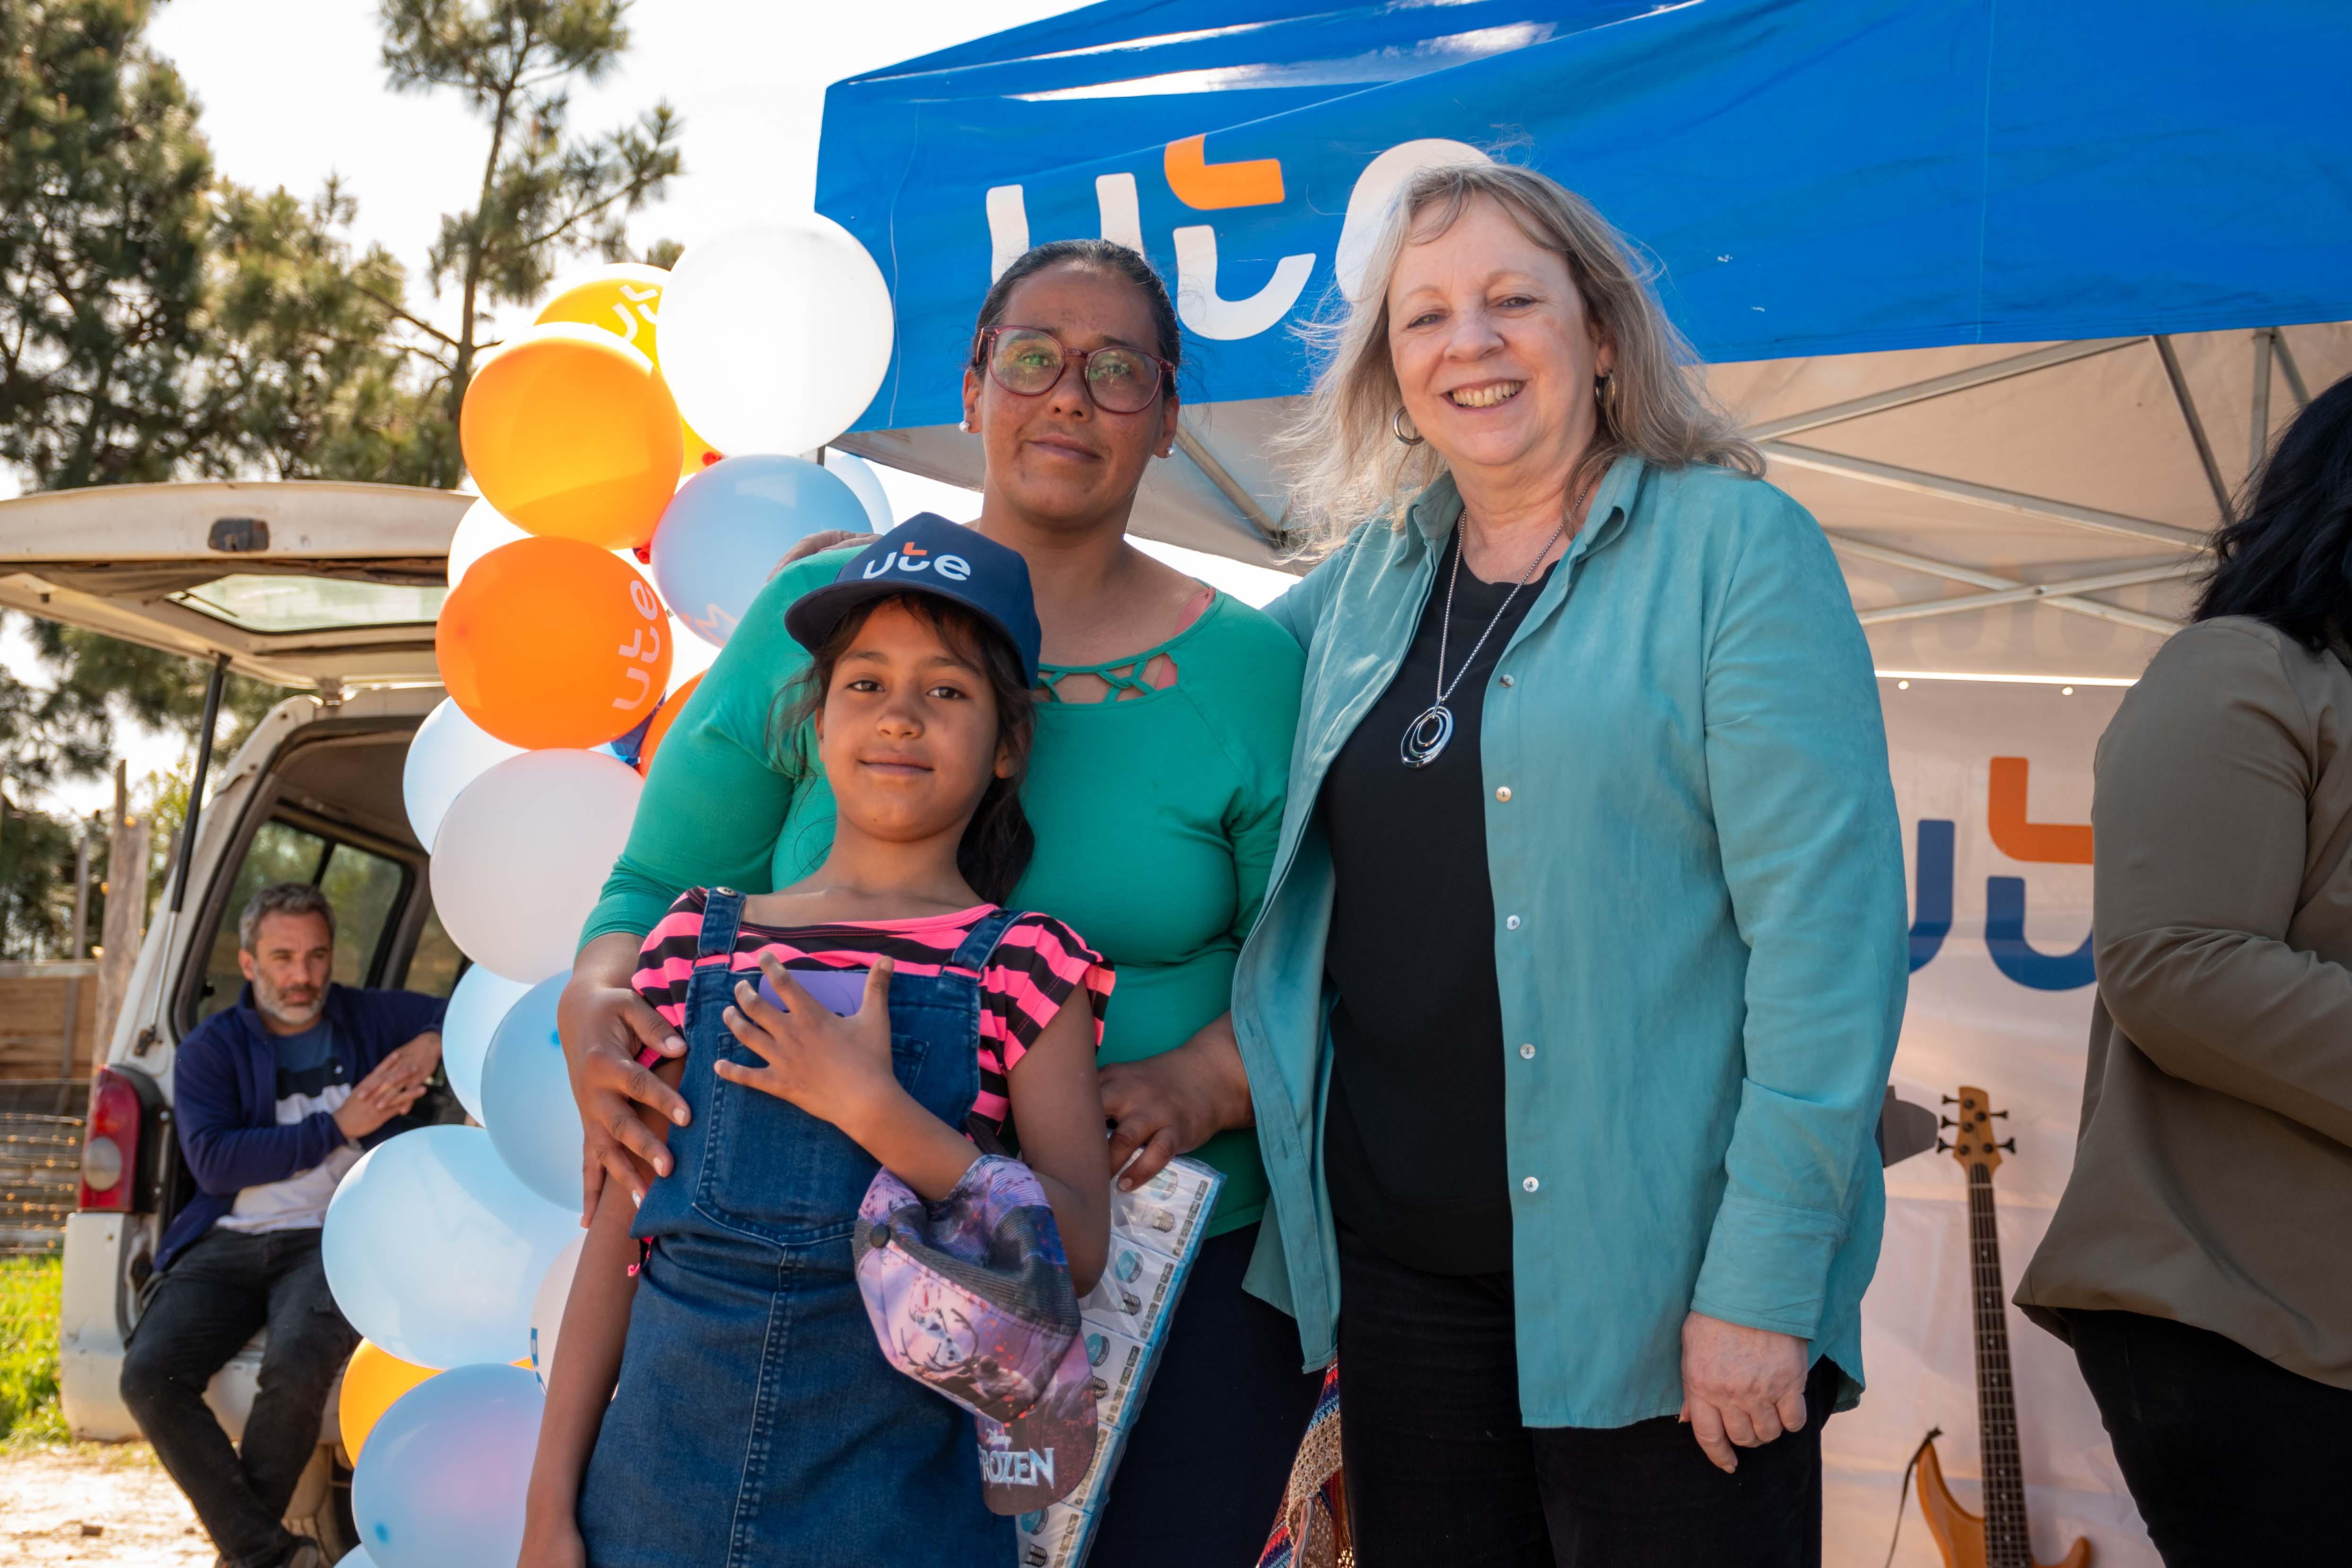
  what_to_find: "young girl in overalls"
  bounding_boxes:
[521,518,1114,1568]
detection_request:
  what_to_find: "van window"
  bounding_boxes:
[196,822,413,1022]
[405,906,466,999]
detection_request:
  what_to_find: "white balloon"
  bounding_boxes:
[440,962,532,1124]
[403,699,524,851]
[659,219,894,457]
[821,450,893,533]
[430,750,644,982]
[446,498,530,589]
[529,1234,586,1392]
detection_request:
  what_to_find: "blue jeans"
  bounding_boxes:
[577,891,1013,1567]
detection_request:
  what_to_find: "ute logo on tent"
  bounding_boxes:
[983,137,1489,341]
[1909,757,2094,992]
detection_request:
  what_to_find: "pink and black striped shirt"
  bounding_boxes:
[632,889,1113,1137]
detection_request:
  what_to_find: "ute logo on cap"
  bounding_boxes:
[861,542,973,583]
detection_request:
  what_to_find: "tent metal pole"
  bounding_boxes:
[1826,536,2186,636]
[1743,337,2143,440]
[1172,422,1285,541]
[2272,332,2311,408]
[2152,335,2231,518]
[2250,330,2274,482]
[1856,562,2196,626]
[1762,444,2210,551]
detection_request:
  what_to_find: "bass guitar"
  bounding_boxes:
[1915,1086,2090,1568]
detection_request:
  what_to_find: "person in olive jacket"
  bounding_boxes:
[2017,371,2352,1565]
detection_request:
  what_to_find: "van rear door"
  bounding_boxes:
[0,479,466,689]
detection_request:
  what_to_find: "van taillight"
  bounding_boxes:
[79,1069,141,1211]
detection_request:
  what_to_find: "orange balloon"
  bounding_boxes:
[339,1341,439,1462]
[436,535,674,749]
[534,265,723,478]
[461,322,684,550]
[634,673,703,776]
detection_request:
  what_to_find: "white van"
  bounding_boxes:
[9,479,471,1553]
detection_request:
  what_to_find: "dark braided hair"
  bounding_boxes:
[2195,371,2352,651]
[769,593,1038,904]
[969,239,1182,388]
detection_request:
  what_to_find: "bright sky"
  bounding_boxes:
[16,0,1295,817]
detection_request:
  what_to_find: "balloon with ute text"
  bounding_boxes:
[656,218,894,457]
[459,322,682,550]
[351,1363,543,1568]
[322,1126,578,1371]
[653,455,871,646]
[480,971,584,1211]
[429,749,643,983]
[435,535,673,751]
[535,261,724,477]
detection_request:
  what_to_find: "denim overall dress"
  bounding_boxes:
[578,890,1016,1567]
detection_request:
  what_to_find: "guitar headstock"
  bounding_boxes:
[1939,1085,2015,1174]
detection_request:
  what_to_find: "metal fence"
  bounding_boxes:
[1,1079,86,1256]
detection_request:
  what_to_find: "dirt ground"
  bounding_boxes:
[0,1442,212,1568]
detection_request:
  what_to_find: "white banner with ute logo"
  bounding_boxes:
[1823,676,2158,1567]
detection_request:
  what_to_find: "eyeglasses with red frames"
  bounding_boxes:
[973,326,1175,416]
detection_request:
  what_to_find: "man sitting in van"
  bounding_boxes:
[122,883,446,1568]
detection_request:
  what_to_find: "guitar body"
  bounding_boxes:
[1917,1433,2092,1568]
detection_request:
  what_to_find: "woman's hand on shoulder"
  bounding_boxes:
[558,933,691,1227]
[770,529,867,578]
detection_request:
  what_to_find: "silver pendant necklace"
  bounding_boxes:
[1400,505,1575,769]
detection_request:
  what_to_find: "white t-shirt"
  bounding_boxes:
[214,1019,361,1234]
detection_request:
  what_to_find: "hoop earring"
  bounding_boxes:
[1393,406,1424,447]
[1594,372,1619,427]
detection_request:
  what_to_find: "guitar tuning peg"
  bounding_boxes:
[1998,1138,2017,1153]
[1935,1138,1950,1153]
[1940,1095,1958,1105]
[1991,1109,2010,1120]
[1939,1116,1958,1129]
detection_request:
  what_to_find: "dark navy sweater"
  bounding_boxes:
[156,982,447,1271]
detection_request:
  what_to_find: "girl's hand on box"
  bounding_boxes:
[716,954,903,1135]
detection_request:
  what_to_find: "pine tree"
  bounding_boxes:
[377,0,682,482]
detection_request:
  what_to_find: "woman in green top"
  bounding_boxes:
[558,239,1318,1565]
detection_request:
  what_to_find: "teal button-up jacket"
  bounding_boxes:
[1233,455,1908,1428]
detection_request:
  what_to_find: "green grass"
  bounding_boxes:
[1,1253,71,1447]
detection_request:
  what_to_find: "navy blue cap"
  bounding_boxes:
[783,515,1043,685]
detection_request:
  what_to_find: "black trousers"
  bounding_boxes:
[1337,1225,1835,1568]
[120,1227,358,1568]
[2067,1308,2352,1565]
[1087,1222,1326,1568]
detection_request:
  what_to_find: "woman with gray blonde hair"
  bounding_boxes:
[1233,162,1908,1565]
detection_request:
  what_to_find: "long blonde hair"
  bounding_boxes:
[1279,162,1760,557]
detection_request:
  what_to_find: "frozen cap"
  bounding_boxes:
[855,1156,1098,1514]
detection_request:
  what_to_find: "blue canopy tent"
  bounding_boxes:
[818,0,2352,681]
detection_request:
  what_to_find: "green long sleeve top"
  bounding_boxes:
[582,543,1306,1236]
